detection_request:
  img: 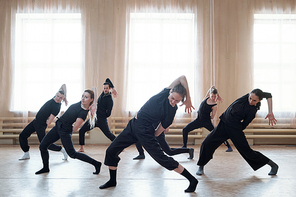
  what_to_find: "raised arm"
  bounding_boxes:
[111,88,118,98]
[88,87,98,129]
[204,86,212,98]
[168,75,195,113]
[89,87,97,115]
[205,86,223,103]
[59,84,68,106]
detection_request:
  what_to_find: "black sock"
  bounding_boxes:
[35,165,50,175]
[268,160,279,175]
[99,169,117,189]
[181,168,198,192]
[133,154,145,160]
[92,160,102,174]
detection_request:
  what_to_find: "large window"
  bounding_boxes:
[12,13,83,112]
[127,13,196,112]
[254,14,296,114]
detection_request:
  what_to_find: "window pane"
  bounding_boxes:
[254,14,296,113]
[127,13,195,112]
[12,13,83,111]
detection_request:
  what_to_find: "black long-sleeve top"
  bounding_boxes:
[96,91,113,119]
[137,88,177,131]
[219,92,272,130]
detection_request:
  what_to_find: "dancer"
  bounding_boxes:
[182,86,232,152]
[35,88,101,175]
[133,131,194,160]
[77,78,117,152]
[99,75,198,193]
[19,84,68,160]
[196,89,278,176]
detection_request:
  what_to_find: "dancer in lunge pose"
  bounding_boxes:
[196,89,278,176]
[19,84,68,160]
[35,88,101,175]
[133,131,194,160]
[77,78,117,152]
[182,86,232,152]
[99,75,198,193]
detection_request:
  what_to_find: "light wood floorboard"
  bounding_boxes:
[0,144,295,197]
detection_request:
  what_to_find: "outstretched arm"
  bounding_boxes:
[168,75,195,113]
[265,98,277,126]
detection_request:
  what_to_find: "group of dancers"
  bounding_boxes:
[18,76,279,193]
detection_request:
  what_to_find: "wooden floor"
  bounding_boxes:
[1,144,296,197]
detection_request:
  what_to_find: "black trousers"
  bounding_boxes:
[135,132,190,156]
[19,119,61,152]
[182,117,214,146]
[39,121,97,167]
[197,121,270,171]
[104,118,179,170]
[79,118,115,145]
[183,117,231,148]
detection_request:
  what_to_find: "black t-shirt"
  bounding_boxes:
[35,98,61,126]
[198,97,217,120]
[137,88,177,129]
[220,92,272,130]
[96,91,113,119]
[59,101,88,129]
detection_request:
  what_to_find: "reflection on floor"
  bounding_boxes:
[0,144,295,197]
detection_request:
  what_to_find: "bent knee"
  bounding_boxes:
[39,143,47,152]
[105,146,114,156]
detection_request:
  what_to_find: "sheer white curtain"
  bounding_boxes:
[10,1,84,115]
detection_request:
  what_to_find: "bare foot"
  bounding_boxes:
[77,147,84,152]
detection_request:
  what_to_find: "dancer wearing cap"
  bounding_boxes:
[19,84,68,160]
[35,88,102,175]
[99,75,198,193]
[77,78,117,152]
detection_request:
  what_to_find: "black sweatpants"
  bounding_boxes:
[79,118,115,145]
[104,118,179,170]
[39,121,97,167]
[19,119,62,152]
[135,132,190,156]
[182,118,214,146]
[183,117,231,148]
[197,121,270,171]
